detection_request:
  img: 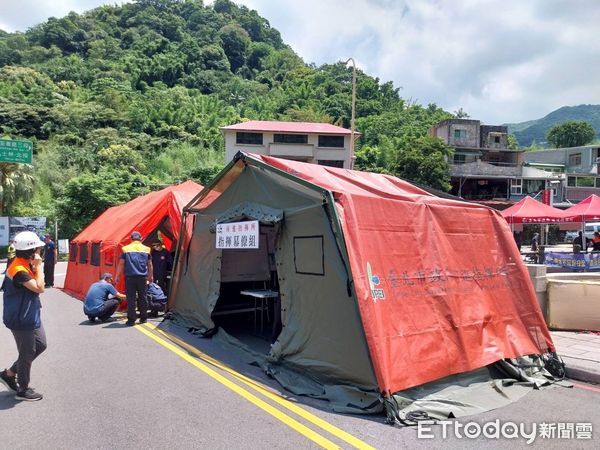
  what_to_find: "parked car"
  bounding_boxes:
[564,231,578,243]
[564,222,600,244]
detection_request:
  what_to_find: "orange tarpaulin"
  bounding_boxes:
[256,155,554,395]
[63,181,202,299]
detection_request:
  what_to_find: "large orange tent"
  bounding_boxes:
[168,153,555,420]
[64,181,202,299]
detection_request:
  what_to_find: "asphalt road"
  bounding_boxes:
[0,262,599,449]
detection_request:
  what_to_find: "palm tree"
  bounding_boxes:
[0,163,35,215]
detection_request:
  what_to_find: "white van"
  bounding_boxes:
[584,222,600,240]
[564,223,600,243]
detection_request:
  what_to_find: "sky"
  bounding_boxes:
[1,0,599,124]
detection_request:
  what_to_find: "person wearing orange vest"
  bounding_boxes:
[0,231,46,401]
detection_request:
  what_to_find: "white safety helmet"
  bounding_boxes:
[13,231,46,251]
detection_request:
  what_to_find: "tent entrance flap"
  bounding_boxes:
[211,224,282,350]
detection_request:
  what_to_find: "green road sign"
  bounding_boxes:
[0,139,33,164]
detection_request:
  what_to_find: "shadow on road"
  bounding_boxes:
[78,318,125,327]
[0,391,18,410]
[102,322,131,329]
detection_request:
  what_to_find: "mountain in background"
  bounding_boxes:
[0,0,453,236]
[505,104,600,148]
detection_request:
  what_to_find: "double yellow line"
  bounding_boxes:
[135,322,375,449]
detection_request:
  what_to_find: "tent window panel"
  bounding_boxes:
[90,243,101,266]
[293,236,324,276]
[104,248,114,266]
[69,243,78,262]
[79,243,88,264]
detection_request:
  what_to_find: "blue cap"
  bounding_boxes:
[131,231,142,240]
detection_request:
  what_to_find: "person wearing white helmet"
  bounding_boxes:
[0,231,47,401]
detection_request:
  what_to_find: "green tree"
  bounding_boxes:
[218,24,251,72]
[453,107,469,118]
[507,134,519,149]
[97,144,146,172]
[391,136,453,191]
[0,163,35,215]
[55,168,149,237]
[547,121,596,148]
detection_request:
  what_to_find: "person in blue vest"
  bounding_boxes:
[0,231,46,401]
[83,273,126,323]
[115,231,153,326]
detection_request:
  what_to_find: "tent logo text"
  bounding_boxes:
[367,262,385,302]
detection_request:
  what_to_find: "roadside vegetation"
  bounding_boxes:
[0,0,453,237]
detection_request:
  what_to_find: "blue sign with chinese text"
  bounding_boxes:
[544,252,600,271]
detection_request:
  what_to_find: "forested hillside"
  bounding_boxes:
[506,104,600,148]
[0,0,452,238]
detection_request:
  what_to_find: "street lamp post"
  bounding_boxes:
[344,58,356,169]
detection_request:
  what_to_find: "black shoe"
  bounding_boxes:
[138,319,147,324]
[15,388,43,401]
[87,316,96,323]
[125,320,136,326]
[0,369,18,392]
[100,317,115,323]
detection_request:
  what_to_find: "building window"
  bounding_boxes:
[568,153,582,166]
[453,154,466,164]
[317,135,344,148]
[494,136,500,144]
[453,129,467,139]
[274,134,308,144]
[510,178,522,195]
[236,132,263,145]
[568,176,596,187]
[576,176,595,187]
[524,179,544,194]
[317,160,344,168]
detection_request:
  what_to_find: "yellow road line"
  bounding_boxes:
[134,324,341,449]
[144,324,375,450]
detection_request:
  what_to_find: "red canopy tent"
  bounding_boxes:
[562,194,600,222]
[63,181,202,299]
[501,196,570,224]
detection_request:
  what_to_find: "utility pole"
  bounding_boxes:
[344,58,356,169]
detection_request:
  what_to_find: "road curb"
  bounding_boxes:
[562,356,600,384]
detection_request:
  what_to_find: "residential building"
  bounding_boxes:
[220,121,358,169]
[429,119,564,205]
[524,145,600,203]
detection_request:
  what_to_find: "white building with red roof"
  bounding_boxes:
[220,120,359,169]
